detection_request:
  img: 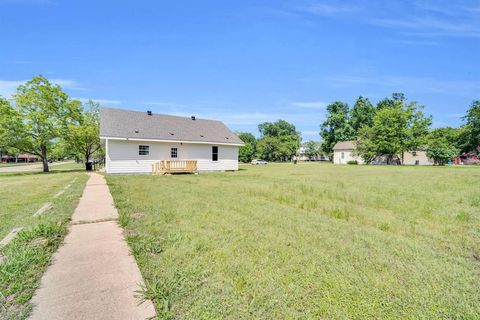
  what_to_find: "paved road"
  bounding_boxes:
[0,161,72,173]
[29,173,156,320]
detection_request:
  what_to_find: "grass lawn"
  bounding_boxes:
[107,163,480,319]
[0,169,88,319]
[0,163,34,167]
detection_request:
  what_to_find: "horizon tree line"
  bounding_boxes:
[1,76,478,168]
[238,93,479,165]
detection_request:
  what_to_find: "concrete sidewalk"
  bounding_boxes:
[30,173,156,320]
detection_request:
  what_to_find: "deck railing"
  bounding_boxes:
[152,160,198,175]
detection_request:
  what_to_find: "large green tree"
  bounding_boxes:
[460,100,480,153]
[426,141,458,166]
[63,100,102,166]
[350,96,375,135]
[256,120,301,161]
[237,132,257,163]
[0,76,81,172]
[376,93,406,110]
[303,140,322,160]
[356,94,431,164]
[356,107,407,164]
[320,101,354,157]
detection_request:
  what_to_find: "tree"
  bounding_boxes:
[376,92,406,110]
[256,120,301,161]
[426,141,458,165]
[0,97,12,150]
[428,127,461,148]
[320,101,354,158]
[237,132,256,163]
[63,100,102,167]
[0,76,81,172]
[350,96,375,135]
[303,140,321,160]
[356,94,431,164]
[461,100,480,153]
[357,107,407,164]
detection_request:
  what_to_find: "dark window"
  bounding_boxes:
[139,145,149,156]
[212,146,218,161]
[171,147,178,158]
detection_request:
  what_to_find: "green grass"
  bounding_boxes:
[0,163,34,167]
[0,170,88,319]
[107,163,480,319]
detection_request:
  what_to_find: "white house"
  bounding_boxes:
[333,140,434,165]
[333,141,364,164]
[296,146,328,161]
[100,107,244,174]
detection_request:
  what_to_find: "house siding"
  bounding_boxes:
[333,150,364,164]
[403,151,434,165]
[105,139,238,174]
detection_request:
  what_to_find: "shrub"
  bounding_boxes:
[347,160,358,165]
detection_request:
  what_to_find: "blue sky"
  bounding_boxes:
[1,0,479,141]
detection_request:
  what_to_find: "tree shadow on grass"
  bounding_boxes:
[0,169,86,178]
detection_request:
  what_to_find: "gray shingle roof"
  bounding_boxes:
[100,107,243,145]
[333,140,356,150]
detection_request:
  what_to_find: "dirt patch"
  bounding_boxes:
[131,212,145,218]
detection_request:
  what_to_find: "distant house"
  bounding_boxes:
[333,140,434,165]
[1,153,37,163]
[333,141,364,164]
[402,150,434,165]
[100,107,244,174]
[296,147,328,161]
[454,153,480,165]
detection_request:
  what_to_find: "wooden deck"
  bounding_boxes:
[152,160,198,175]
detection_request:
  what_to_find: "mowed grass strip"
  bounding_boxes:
[107,163,480,319]
[0,165,83,239]
[0,170,88,319]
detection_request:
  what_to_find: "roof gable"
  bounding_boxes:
[333,140,356,150]
[100,107,243,145]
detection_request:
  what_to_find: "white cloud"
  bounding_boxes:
[371,16,480,37]
[0,80,24,97]
[74,97,122,105]
[290,101,328,109]
[147,101,192,108]
[0,0,53,5]
[0,78,83,98]
[299,3,358,16]
[326,74,480,96]
[301,130,320,136]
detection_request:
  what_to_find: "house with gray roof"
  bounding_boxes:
[100,107,243,174]
[333,141,364,164]
[333,140,434,165]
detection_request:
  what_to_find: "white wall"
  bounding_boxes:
[403,151,434,165]
[333,150,364,164]
[106,139,239,174]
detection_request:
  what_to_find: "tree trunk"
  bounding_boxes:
[41,145,49,172]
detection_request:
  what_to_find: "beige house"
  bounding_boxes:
[402,150,433,165]
[333,141,434,165]
[333,141,364,164]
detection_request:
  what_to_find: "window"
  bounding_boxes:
[139,145,149,156]
[171,147,178,158]
[212,146,218,161]
[341,152,345,159]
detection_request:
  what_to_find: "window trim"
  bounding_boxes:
[212,146,218,162]
[170,147,178,159]
[139,145,150,156]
